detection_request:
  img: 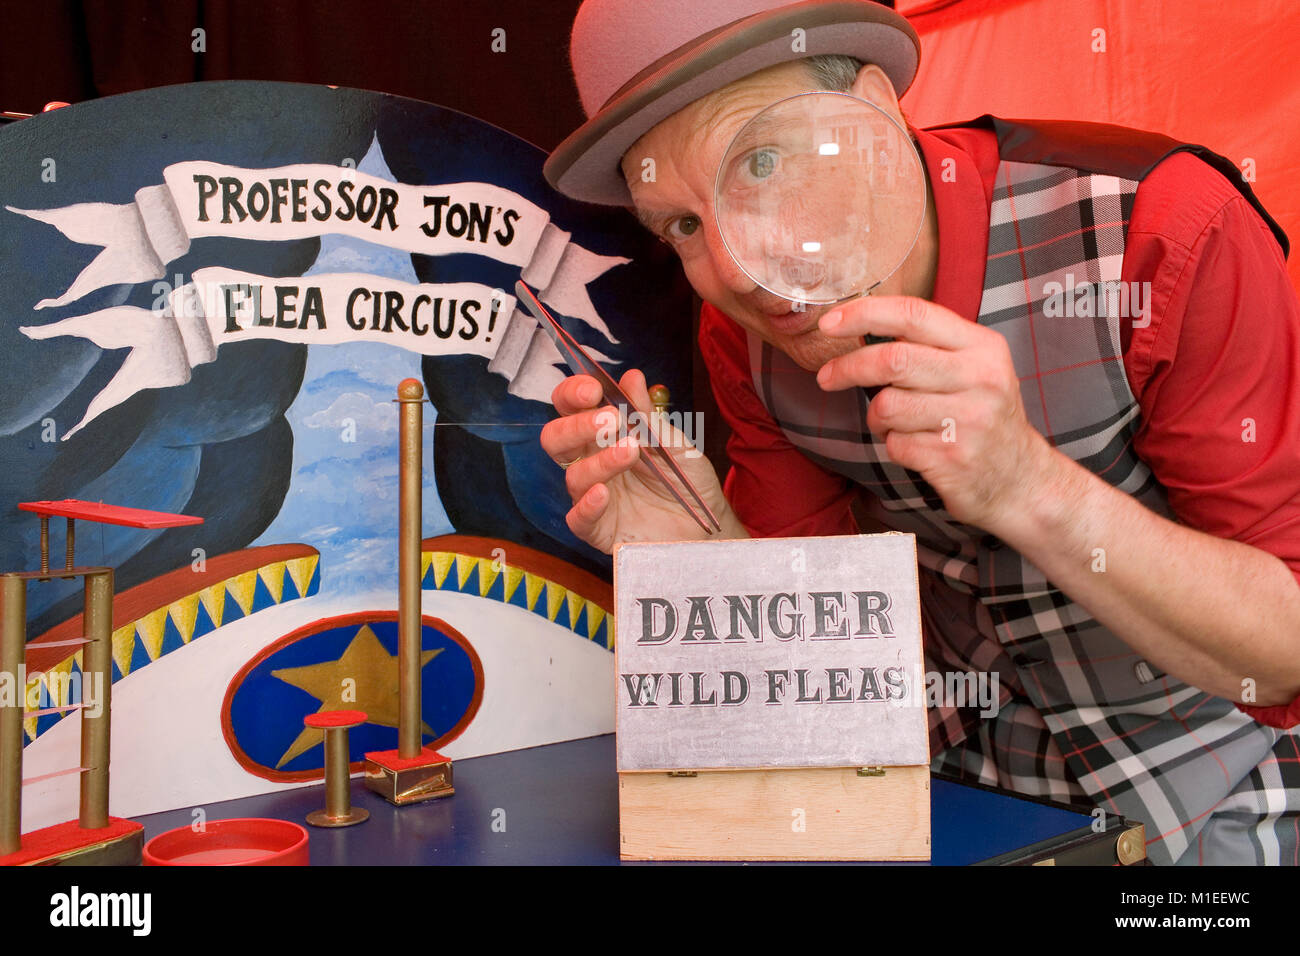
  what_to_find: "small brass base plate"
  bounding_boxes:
[363,751,454,806]
[306,807,370,828]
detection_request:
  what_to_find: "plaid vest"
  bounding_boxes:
[746,116,1298,865]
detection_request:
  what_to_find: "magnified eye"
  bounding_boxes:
[742,147,779,182]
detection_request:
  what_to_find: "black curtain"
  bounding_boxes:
[2,0,587,153]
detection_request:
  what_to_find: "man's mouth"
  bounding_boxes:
[776,256,828,294]
[756,300,825,334]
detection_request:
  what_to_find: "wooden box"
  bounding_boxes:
[614,533,930,861]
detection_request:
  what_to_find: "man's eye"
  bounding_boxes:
[664,215,701,242]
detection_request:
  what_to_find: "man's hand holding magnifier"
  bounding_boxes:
[815,295,1060,537]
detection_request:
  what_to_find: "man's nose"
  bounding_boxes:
[702,216,757,295]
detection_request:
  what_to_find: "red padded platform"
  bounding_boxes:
[0,817,142,866]
[19,499,204,528]
[364,747,451,770]
[304,710,368,728]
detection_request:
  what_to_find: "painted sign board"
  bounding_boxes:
[614,532,928,771]
[3,80,695,827]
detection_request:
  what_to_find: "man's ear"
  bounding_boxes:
[849,63,902,116]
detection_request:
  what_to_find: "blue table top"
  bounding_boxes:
[134,734,1098,865]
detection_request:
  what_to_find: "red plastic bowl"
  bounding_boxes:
[143,817,309,866]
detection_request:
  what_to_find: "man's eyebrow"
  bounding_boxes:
[631,208,660,231]
[633,208,669,234]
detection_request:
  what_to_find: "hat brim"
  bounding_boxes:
[545,0,920,206]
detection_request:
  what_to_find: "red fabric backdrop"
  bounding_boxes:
[898,0,1300,291]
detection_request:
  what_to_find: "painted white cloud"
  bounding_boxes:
[302,390,397,433]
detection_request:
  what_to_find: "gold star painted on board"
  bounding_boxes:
[270,624,440,769]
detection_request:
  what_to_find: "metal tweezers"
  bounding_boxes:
[515,280,722,535]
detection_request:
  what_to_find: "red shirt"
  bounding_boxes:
[699,124,1300,729]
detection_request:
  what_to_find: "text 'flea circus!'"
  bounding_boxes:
[173,272,508,346]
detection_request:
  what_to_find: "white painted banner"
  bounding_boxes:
[22,268,559,437]
[10,161,633,437]
[10,161,565,309]
[614,533,928,771]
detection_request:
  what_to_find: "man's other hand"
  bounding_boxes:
[540,368,745,553]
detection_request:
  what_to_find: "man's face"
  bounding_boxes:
[622,60,905,371]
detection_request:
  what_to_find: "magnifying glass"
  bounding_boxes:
[714,92,926,308]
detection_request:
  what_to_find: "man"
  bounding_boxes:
[539,0,1300,865]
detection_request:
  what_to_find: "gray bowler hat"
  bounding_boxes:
[544,0,921,206]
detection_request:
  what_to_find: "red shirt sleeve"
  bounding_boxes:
[697,304,858,538]
[1123,151,1300,728]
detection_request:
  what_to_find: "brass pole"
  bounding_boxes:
[1,575,25,855]
[397,379,423,759]
[79,570,112,829]
[38,517,49,578]
[65,518,75,571]
[324,727,350,818]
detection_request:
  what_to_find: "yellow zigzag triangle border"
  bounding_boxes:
[422,550,611,648]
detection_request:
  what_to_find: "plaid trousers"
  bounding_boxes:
[746,118,1300,865]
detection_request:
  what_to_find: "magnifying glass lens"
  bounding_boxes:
[715,92,926,305]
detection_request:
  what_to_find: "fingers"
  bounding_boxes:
[817,339,966,392]
[550,374,604,416]
[865,387,963,438]
[544,367,671,553]
[614,368,698,461]
[544,369,655,469]
[564,435,640,503]
[882,429,946,472]
[540,405,618,467]
[618,368,654,415]
[565,482,613,547]
[543,372,615,470]
[819,295,982,350]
